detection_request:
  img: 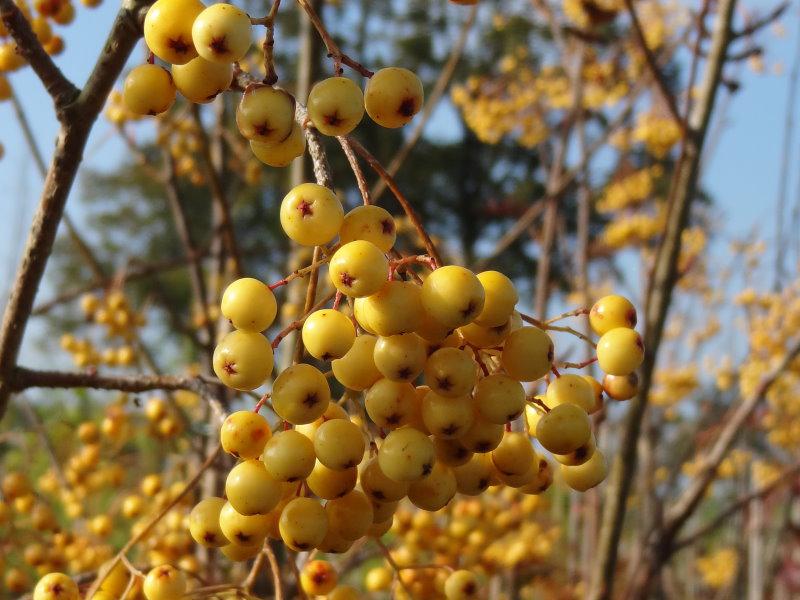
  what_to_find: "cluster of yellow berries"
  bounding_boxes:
[59,291,143,368]
[596,165,663,214]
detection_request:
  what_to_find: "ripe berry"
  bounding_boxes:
[583,375,605,413]
[359,456,409,502]
[295,402,348,438]
[143,565,186,600]
[307,76,365,136]
[213,329,274,390]
[221,541,262,561]
[262,429,315,482]
[218,501,270,546]
[474,374,525,424]
[221,277,277,332]
[32,573,79,600]
[560,448,607,491]
[339,204,397,252]
[331,334,382,390]
[191,3,251,64]
[603,372,639,400]
[325,489,374,539]
[300,560,338,596]
[408,461,457,511]
[553,433,596,466]
[596,327,645,375]
[453,453,494,495]
[225,459,282,515]
[421,265,485,329]
[313,418,365,470]
[421,391,474,438]
[360,280,424,336]
[458,416,504,453]
[173,56,232,105]
[302,309,355,360]
[424,347,477,398]
[271,363,331,424]
[329,240,388,297]
[371,498,398,522]
[365,378,415,429]
[187,497,228,548]
[535,403,591,455]
[545,373,596,412]
[279,497,328,551]
[378,427,435,482]
[373,333,427,381]
[328,585,361,600]
[458,318,512,348]
[280,182,344,246]
[434,436,473,467]
[491,431,534,476]
[307,461,357,499]
[501,326,553,381]
[444,569,480,600]
[250,123,306,167]
[364,67,424,128]
[143,0,205,65]
[474,270,518,327]
[236,84,295,145]
[589,294,637,335]
[220,410,271,459]
[123,65,175,116]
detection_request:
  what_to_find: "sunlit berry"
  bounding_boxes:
[596,327,645,376]
[474,373,525,424]
[553,433,596,467]
[535,402,591,455]
[491,431,534,476]
[360,456,409,502]
[422,390,474,438]
[306,461,357,499]
[188,497,229,547]
[444,569,480,600]
[314,418,365,470]
[301,309,355,360]
[123,65,175,116]
[280,182,344,246]
[325,489,374,539]
[300,560,338,596]
[458,416,504,453]
[143,0,205,65]
[474,270,518,327]
[603,372,639,400]
[236,84,295,145]
[339,204,397,252]
[220,410,271,459]
[262,429,316,482]
[172,55,232,104]
[250,123,306,167]
[279,497,328,551]
[501,326,553,381]
[221,277,277,332]
[329,240,388,297]
[589,294,637,335]
[213,330,274,391]
[218,501,270,546]
[378,427,435,482]
[332,334,382,391]
[561,448,607,491]
[363,66,424,130]
[191,3,251,64]
[33,573,79,600]
[373,333,427,382]
[271,363,331,424]
[225,459,282,515]
[421,265,485,329]
[307,76,364,136]
[545,373,596,412]
[143,565,186,600]
[408,461,457,511]
[424,347,477,398]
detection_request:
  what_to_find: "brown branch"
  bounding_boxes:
[0,0,78,112]
[623,0,686,133]
[346,136,442,266]
[732,1,789,39]
[337,136,371,205]
[298,104,334,189]
[589,1,739,597]
[369,4,477,202]
[263,542,284,600]
[0,0,154,421]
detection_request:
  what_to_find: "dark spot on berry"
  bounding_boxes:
[475,441,491,452]
[340,272,356,287]
[52,584,63,594]
[372,490,386,500]
[321,352,333,361]
[287,476,299,482]
[380,218,395,235]
[478,477,489,489]
[461,300,478,319]
[223,361,237,375]
[385,413,402,426]
[627,308,637,327]
[235,532,251,543]
[398,97,417,117]
[294,540,310,550]
[574,446,588,461]
[168,37,191,55]
[436,376,452,391]
[210,36,228,55]
[397,367,412,380]
[324,111,344,127]
[298,200,313,217]
[342,459,357,468]
[203,532,217,543]
[303,393,319,408]
[441,423,460,436]
[463,582,477,595]
[506,410,523,421]
[253,122,275,137]
[636,336,645,351]
[421,461,433,476]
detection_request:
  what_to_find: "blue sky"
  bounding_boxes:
[0,0,796,366]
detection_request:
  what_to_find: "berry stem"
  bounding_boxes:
[332,291,343,310]
[268,251,334,290]
[270,290,336,349]
[551,365,561,378]
[253,393,272,413]
[560,356,599,370]
[544,307,590,324]
[337,136,372,205]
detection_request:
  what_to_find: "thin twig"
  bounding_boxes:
[337,136,371,205]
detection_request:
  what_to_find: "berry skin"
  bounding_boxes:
[535,402,591,455]
[545,373,596,412]
[603,372,639,400]
[421,391,474,439]
[421,265,486,329]
[359,456,409,502]
[474,270,518,327]
[589,294,637,335]
[32,573,79,600]
[408,461,457,511]
[172,56,232,103]
[218,501,270,546]
[339,205,397,252]
[307,462,357,499]
[365,378,415,429]
[583,375,605,413]
[364,66,424,128]
[424,347,477,398]
[221,541,263,561]
[501,326,554,381]
[307,76,365,136]
[143,565,186,600]
[458,416,504,453]
[445,570,480,600]
[225,459,282,515]
[302,309,356,360]
[329,240,388,297]
[553,433,596,466]
[123,65,175,116]
[360,280,424,335]
[143,0,205,65]
[279,497,328,551]
[474,373,525,424]
[271,363,331,425]
[236,85,295,145]
[280,182,344,246]
[434,436,473,467]
[328,586,361,600]
[378,427,435,482]
[458,318,512,349]
[300,560,338,596]
[325,489,374,539]
[188,497,229,547]
[191,3,251,64]
[213,329,274,391]
[561,448,607,491]
[221,277,277,331]
[373,333,427,382]
[596,327,645,375]
[313,418,365,470]
[453,453,494,495]
[491,431,535,476]
[331,334,382,390]
[250,123,306,167]
[262,429,316,482]
[220,410,271,459]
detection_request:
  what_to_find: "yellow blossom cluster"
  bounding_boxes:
[696,548,738,589]
[597,165,663,214]
[562,0,623,29]
[632,112,682,158]
[601,209,666,248]
[650,364,699,406]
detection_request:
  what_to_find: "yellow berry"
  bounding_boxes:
[364,66,423,128]
[218,501,271,546]
[421,265,485,329]
[302,308,355,360]
[142,565,186,600]
[143,0,205,65]
[279,497,328,551]
[491,431,534,476]
[236,84,295,144]
[262,429,316,482]
[453,453,494,495]
[213,330,274,390]
[378,427,435,482]
[250,123,306,167]
[365,378,416,429]
[325,489,373,539]
[339,204,396,252]
[474,374,525,424]
[123,64,175,116]
[535,403,590,455]
[307,76,364,136]
[225,459,282,515]
[271,363,331,425]
[501,326,553,381]
[332,334,382,390]
[596,327,645,375]
[329,240,388,297]
[188,497,229,547]
[474,270,518,327]
[603,372,639,400]
[221,541,262,561]
[444,569,480,600]
[589,294,637,335]
[191,3,251,63]
[220,410,271,459]
[421,390,474,438]
[313,418,365,470]
[458,416,504,453]
[172,56,232,103]
[280,182,344,246]
[300,560,338,596]
[545,373,596,412]
[306,461,357,499]
[408,461,456,511]
[221,277,277,332]
[424,347,477,398]
[560,448,607,491]
[553,433,596,466]
[360,456,409,502]
[373,333,427,382]
[360,280,423,335]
